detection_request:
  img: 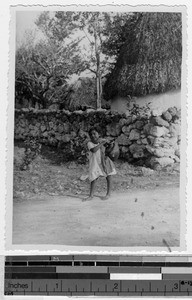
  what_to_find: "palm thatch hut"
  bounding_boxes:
[103,12,182,107]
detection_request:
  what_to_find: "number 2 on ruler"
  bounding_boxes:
[113,283,118,291]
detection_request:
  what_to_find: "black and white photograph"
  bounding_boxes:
[9,6,186,249]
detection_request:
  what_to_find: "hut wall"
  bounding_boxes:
[111,89,181,113]
[14,106,181,169]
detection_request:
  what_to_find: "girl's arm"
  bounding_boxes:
[90,140,106,153]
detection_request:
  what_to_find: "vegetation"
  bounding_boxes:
[15,12,182,109]
[15,11,132,110]
[20,137,42,170]
[15,13,86,109]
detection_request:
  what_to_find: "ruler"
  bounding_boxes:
[4,255,192,296]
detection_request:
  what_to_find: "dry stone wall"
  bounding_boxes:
[14,106,181,169]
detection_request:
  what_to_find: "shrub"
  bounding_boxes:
[20,137,42,170]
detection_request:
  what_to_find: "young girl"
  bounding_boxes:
[84,127,117,201]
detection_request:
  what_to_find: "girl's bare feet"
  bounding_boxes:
[82,196,93,202]
[100,194,111,200]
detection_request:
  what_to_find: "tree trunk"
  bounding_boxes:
[94,19,101,110]
[96,75,100,109]
[99,75,102,101]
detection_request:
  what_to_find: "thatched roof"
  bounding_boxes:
[103,12,182,100]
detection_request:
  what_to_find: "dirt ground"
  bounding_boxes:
[13,145,180,247]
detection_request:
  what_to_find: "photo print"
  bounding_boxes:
[7,5,187,251]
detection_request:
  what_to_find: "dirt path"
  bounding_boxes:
[13,186,179,247]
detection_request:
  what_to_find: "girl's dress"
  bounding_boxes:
[88,141,117,182]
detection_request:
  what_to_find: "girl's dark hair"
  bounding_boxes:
[88,126,100,136]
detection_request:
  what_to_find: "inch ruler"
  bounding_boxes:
[4,255,192,296]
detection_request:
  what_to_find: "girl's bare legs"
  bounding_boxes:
[106,175,112,197]
[83,179,97,201]
[101,175,112,200]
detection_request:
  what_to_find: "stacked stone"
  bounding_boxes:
[145,107,181,169]
[14,106,181,169]
[105,107,180,169]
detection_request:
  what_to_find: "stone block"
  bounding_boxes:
[136,139,142,145]
[30,130,38,137]
[61,134,71,143]
[141,167,155,176]
[147,135,155,145]
[147,156,174,169]
[153,136,177,149]
[173,155,180,163]
[120,117,132,126]
[117,134,130,146]
[151,108,161,116]
[42,131,48,138]
[40,125,46,132]
[119,118,127,126]
[150,116,169,127]
[58,124,64,133]
[135,120,145,129]
[131,115,137,122]
[146,145,175,158]
[55,134,62,141]
[143,123,153,135]
[141,138,148,145]
[149,126,169,137]
[129,144,145,158]
[121,146,129,154]
[168,107,177,116]
[49,121,54,129]
[63,123,70,133]
[70,131,77,138]
[169,123,180,137]
[122,124,133,136]
[175,148,180,158]
[162,110,172,122]
[106,123,121,136]
[129,129,140,140]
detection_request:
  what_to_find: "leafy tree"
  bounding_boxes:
[35,11,132,109]
[16,11,133,110]
[15,18,85,109]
